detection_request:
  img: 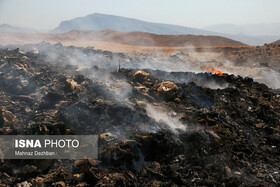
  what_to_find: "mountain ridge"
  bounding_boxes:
[2,13,278,46]
[49,13,279,45]
[50,13,220,35]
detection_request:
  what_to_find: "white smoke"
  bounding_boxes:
[145,103,186,133]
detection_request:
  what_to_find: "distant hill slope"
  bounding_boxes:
[204,23,280,36]
[204,23,280,45]
[222,34,279,46]
[66,30,247,47]
[271,39,280,45]
[0,24,37,33]
[50,13,218,35]
[0,30,247,47]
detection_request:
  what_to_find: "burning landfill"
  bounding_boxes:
[0,42,279,186]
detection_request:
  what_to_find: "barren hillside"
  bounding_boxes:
[0,30,246,47]
[272,39,280,45]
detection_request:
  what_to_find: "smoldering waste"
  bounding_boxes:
[0,43,279,186]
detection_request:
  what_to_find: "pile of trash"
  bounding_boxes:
[0,43,279,186]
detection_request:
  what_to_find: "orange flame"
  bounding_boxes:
[205,68,226,76]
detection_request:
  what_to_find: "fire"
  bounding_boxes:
[205,67,226,76]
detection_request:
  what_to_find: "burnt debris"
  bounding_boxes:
[0,43,279,186]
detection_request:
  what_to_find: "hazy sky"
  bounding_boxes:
[0,0,280,30]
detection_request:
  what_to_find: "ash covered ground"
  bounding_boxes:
[0,43,279,186]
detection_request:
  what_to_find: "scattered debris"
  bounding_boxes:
[133,70,149,83]
[157,81,179,101]
[100,132,117,142]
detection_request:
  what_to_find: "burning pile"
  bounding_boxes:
[205,67,226,76]
[0,44,279,186]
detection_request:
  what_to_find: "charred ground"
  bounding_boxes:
[0,43,279,186]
